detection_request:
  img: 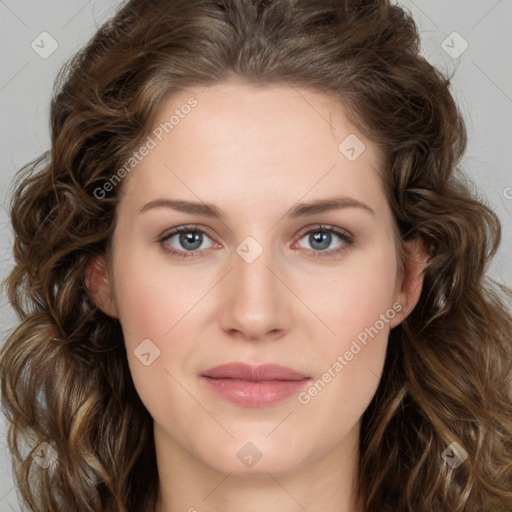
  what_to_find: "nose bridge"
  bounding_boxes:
[218,235,289,338]
[235,241,274,296]
[233,238,279,310]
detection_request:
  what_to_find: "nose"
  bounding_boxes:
[217,242,292,341]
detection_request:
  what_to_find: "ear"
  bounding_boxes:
[389,236,430,329]
[84,254,118,318]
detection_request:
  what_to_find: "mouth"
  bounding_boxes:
[200,362,312,407]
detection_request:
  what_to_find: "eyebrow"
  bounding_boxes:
[138,196,375,218]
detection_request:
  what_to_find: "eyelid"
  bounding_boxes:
[158,224,217,242]
[293,223,353,241]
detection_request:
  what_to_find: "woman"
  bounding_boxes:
[1,0,511,511]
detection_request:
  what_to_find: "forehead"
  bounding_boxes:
[119,80,388,216]
[152,80,367,156]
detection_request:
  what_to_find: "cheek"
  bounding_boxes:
[296,245,398,411]
[111,257,197,421]
[111,249,208,343]
[303,242,399,350]
[110,250,211,414]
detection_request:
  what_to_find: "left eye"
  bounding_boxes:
[293,225,354,257]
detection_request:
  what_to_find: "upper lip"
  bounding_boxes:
[201,363,310,381]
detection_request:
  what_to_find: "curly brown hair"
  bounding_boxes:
[1,0,512,511]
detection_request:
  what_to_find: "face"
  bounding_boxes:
[88,80,426,478]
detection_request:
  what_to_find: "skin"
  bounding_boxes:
[86,79,428,512]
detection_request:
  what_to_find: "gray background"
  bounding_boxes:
[1,0,511,509]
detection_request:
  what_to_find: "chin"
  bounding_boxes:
[197,435,312,477]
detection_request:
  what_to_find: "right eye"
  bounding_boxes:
[158,225,220,259]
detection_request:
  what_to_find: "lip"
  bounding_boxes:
[200,363,311,407]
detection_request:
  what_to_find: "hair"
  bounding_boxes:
[1,0,511,511]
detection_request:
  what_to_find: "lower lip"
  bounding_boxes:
[201,377,311,407]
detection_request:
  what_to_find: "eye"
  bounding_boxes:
[293,224,354,258]
[158,225,219,259]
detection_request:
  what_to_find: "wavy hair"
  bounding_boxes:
[1,0,512,511]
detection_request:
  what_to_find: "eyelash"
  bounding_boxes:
[157,224,355,260]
